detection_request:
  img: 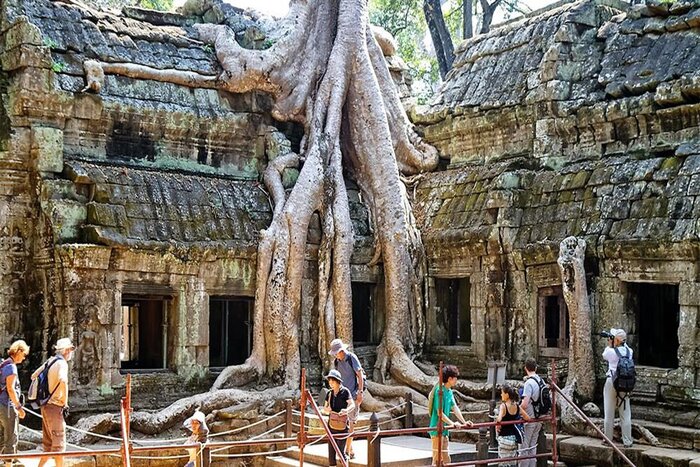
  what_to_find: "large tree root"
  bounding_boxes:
[70,387,292,444]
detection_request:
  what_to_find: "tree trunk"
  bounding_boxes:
[423,0,455,79]
[479,0,502,34]
[191,0,438,391]
[463,0,473,39]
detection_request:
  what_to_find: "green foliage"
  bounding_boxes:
[43,37,59,49]
[202,44,214,54]
[51,61,67,73]
[369,0,440,101]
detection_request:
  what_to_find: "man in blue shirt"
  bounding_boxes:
[328,339,364,459]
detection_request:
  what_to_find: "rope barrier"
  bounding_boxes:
[23,406,125,443]
[208,409,286,438]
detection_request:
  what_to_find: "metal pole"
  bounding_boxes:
[120,398,131,467]
[551,359,557,466]
[405,392,413,429]
[367,412,381,467]
[125,373,131,439]
[285,398,293,438]
[488,364,498,450]
[437,361,444,467]
[201,445,211,467]
[299,368,306,467]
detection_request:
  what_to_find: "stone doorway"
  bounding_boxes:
[209,297,253,367]
[120,296,169,370]
[627,283,679,369]
[434,278,471,345]
[352,282,377,344]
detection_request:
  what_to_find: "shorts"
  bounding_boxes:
[41,403,66,452]
[348,396,361,424]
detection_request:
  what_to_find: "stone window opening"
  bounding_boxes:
[209,297,253,369]
[435,278,471,345]
[120,296,170,371]
[538,286,569,357]
[352,282,377,345]
[626,282,679,369]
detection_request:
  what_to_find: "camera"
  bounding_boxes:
[599,331,614,339]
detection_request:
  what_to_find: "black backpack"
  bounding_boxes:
[27,357,60,409]
[529,376,552,417]
[613,346,636,393]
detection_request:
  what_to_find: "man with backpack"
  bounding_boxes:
[520,357,546,467]
[328,338,364,459]
[602,328,634,448]
[33,337,75,467]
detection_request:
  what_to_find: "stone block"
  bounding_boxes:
[43,199,87,242]
[31,126,63,173]
[87,202,127,228]
[2,18,42,50]
[642,446,700,466]
[73,94,103,120]
[0,44,52,71]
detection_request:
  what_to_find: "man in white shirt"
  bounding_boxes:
[602,328,633,448]
[36,337,75,467]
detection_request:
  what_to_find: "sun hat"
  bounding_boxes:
[183,409,208,432]
[54,338,76,351]
[324,369,343,384]
[328,338,349,357]
[610,328,627,340]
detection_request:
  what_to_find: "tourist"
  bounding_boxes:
[321,369,355,467]
[428,364,470,465]
[183,409,209,467]
[0,340,30,456]
[36,337,75,467]
[602,328,633,447]
[328,338,364,459]
[496,384,529,466]
[519,357,542,466]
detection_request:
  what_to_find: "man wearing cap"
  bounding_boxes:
[602,328,633,448]
[328,338,364,459]
[36,337,75,467]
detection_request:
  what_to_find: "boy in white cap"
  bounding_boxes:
[36,337,75,467]
[602,328,633,447]
[328,338,364,459]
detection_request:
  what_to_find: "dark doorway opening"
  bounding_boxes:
[209,297,253,368]
[352,282,376,344]
[627,283,679,368]
[120,296,167,370]
[435,278,471,345]
[538,286,569,357]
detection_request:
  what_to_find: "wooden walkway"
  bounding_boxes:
[265,435,477,466]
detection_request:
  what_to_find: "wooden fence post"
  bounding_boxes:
[285,398,293,438]
[367,412,381,467]
[404,392,413,429]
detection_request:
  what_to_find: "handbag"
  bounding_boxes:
[328,411,348,430]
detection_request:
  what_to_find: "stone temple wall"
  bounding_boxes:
[414,0,700,418]
[0,0,380,409]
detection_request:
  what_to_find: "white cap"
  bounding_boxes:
[610,328,627,340]
[54,338,75,351]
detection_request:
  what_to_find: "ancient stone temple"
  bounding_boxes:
[1,0,700,434]
[414,0,700,417]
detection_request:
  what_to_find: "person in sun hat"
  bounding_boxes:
[36,337,75,467]
[602,328,634,448]
[183,409,209,467]
[328,338,365,459]
[321,369,354,467]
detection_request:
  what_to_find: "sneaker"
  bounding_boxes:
[623,442,633,448]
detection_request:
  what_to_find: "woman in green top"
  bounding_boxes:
[429,365,471,464]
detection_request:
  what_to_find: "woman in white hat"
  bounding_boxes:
[321,369,355,466]
[183,409,208,467]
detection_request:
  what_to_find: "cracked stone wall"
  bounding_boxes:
[414,0,700,421]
